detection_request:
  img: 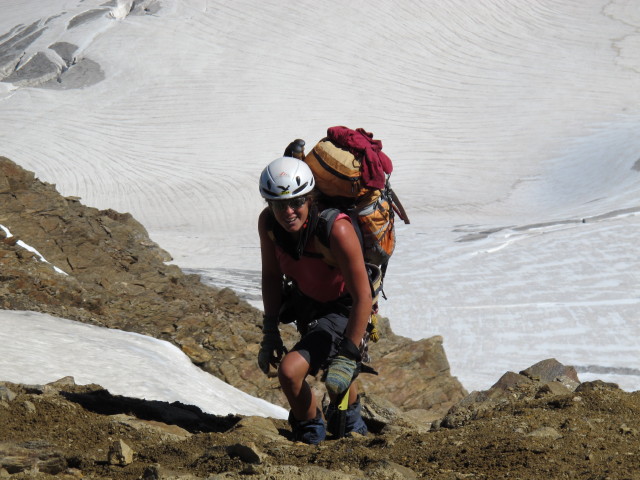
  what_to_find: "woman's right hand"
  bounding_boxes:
[258,332,287,374]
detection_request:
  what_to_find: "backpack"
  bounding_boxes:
[285,127,410,302]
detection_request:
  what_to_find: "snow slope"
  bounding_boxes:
[0,310,288,419]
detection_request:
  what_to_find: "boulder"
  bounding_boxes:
[440,359,583,429]
[0,387,16,403]
[107,439,134,466]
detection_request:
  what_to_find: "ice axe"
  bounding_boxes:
[335,385,351,439]
[284,139,306,160]
[331,363,377,439]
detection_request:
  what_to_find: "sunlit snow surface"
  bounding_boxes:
[1,0,639,399]
[0,310,287,419]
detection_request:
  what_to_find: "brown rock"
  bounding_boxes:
[0,441,66,475]
[360,333,466,414]
[226,442,267,464]
[536,381,572,398]
[180,342,213,365]
[0,157,35,193]
[110,414,192,441]
[231,416,281,441]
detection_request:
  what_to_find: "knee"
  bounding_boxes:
[278,353,307,388]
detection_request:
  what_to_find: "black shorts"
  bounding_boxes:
[292,312,348,376]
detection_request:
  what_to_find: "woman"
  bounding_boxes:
[257,156,372,444]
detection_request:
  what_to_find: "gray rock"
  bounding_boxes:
[68,9,110,29]
[41,57,105,90]
[576,380,620,393]
[520,358,580,385]
[0,387,16,403]
[22,401,36,414]
[2,52,60,87]
[108,439,134,466]
[526,427,562,440]
[360,393,402,433]
[44,376,77,394]
[400,408,437,433]
[442,359,582,429]
[490,370,533,392]
[49,42,77,66]
[0,22,45,80]
[535,381,572,398]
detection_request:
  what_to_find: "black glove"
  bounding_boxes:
[258,316,287,374]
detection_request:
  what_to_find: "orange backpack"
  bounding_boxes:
[286,128,410,289]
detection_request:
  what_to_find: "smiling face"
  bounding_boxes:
[269,195,310,234]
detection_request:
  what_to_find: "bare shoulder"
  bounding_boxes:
[330,215,354,232]
[329,217,359,248]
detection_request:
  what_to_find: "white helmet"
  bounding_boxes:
[259,157,315,200]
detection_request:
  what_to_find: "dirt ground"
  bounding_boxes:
[2,377,639,480]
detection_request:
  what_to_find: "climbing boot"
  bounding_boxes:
[288,409,326,445]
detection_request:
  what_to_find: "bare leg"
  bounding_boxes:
[278,351,317,420]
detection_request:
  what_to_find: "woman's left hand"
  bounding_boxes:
[325,337,362,397]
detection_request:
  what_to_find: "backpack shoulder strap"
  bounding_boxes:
[316,208,341,249]
[315,207,365,264]
[316,207,383,309]
[313,208,340,267]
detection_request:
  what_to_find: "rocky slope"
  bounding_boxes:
[0,156,465,414]
[3,157,640,479]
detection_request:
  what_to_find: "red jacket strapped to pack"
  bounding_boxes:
[326,126,393,191]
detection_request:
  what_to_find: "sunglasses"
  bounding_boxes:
[269,196,308,212]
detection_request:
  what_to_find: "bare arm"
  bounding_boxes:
[329,218,372,348]
[258,207,283,319]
